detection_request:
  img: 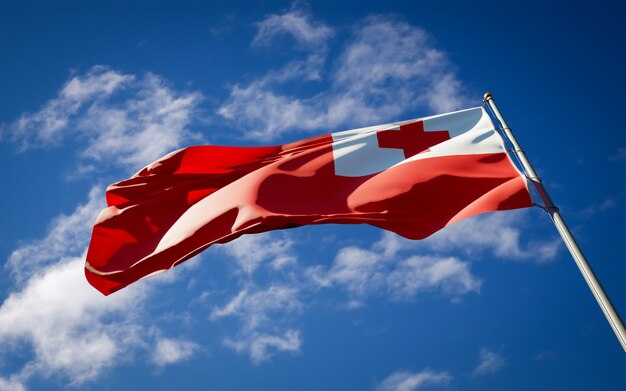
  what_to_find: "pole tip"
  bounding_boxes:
[483,92,493,102]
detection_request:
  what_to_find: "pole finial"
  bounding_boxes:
[483,92,493,102]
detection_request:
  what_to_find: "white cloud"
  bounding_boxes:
[0,376,26,391]
[217,78,323,140]
[61,66,133,101]
[0,188,188,388]
[376,369,450,391]
[224,330,301,364]
[8,66,133,149]
[426,72,468,114]
[332,16,463,112]
[253,3,334,49]
[387,256,481,299]
[375,211,561,264]
[317,246,384,295]
[473,347,506,376]
[423,213,554,261]
[6,186,103,283]
[211,226,479,365]
[152,338,200,367]
[308,239,481,303]
[210,285,302,363]
[1,66,206,387]
[335,15,470,116]
[6,66,202,172]
[218,4,333,141]
[219,232,296,274]
[219,14,470,141]
[210,285,301,331]
[0,257,147,385]
[305,212,560,309]
[78,73,202,168]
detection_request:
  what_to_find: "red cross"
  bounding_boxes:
[376,120,450,158]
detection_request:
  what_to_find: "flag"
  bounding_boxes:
[85,107,532,295]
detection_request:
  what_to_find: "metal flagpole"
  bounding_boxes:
[483,92,626,352]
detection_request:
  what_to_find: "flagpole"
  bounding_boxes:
[483,92,626,353]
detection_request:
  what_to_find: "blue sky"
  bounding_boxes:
[1,2,625,390]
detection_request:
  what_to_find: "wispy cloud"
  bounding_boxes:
[576,197,618,219]
[211,224,482,363]
[224,330,302,364]
[387,255,482,299]
[219,232,297,274]
[152,337,200,367]
[7,66,133,149]
[306,239,481,304]
[218,5,332,140]
[210,285,302,363]
[609,147,626,163]
[208,214,555,361]
[208,231,306,364]
[6,186,103,283]
[219,12,470,141]
[253,2,334,50]
[5,66,202,173]
[305,210,559,308]
[376,210,561,264]
[376,369,450,391]
[210,285,302,329]
[473,347,506,376]
[332,16,469,114]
